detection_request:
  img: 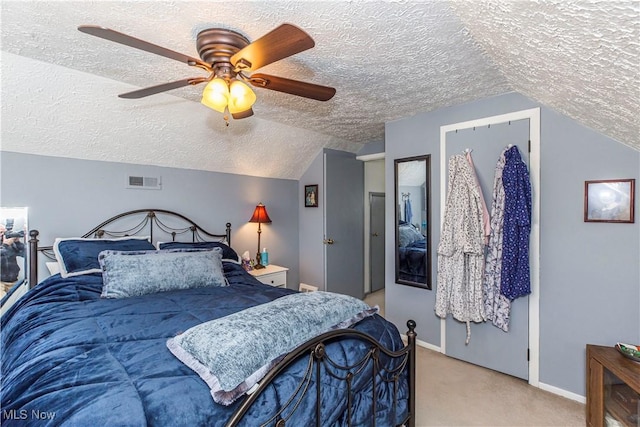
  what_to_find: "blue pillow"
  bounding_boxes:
[54,236,155,278]
[99,248,227,299]
[157,241,240,264]
[166,291,378,405]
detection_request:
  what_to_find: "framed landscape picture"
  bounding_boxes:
[584,179,635,223]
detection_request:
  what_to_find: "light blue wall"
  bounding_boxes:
[0,152,299,287]
[385,92,639,397]
[357,140,385,157]
[299,149,325,289]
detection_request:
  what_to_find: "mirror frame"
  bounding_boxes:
[394,155,431,289]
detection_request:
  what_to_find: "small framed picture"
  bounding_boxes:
[584,179,635,223]
[304,184,318,208]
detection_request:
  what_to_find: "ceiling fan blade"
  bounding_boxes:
[248,73,336,101]
[231,24,315,72]
[118,77,207,99]
[78,25,211,70]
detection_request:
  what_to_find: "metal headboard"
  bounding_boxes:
[28,208,232,288]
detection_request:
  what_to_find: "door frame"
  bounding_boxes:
[439,107,541,387]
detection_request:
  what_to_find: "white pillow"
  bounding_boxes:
[46,262,61,276]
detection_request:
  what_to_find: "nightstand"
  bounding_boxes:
[248,264,288,288]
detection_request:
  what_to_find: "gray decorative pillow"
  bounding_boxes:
[99,248,226,298]
[166,291,378,405]
[398,223,424,247]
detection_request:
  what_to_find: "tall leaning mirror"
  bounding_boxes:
[394,156,431,289]
[1,207,28,298]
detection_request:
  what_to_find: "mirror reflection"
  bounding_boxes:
[395,156,431,289]
[1,207,28,298]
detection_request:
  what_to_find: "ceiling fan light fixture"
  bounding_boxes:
[231,108,254,120]
[201,77,229,113]
[228,80,257,114]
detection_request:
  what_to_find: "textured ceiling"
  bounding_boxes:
[1,1,638,180]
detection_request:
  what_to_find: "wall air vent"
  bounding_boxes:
[126,175,162,190]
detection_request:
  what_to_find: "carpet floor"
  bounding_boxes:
[364,290,585,426]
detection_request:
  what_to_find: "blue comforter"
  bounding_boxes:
[398,239,427,283]
[1,263,408,426]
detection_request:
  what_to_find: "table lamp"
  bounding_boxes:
[248,203,272,269]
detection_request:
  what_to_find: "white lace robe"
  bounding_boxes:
[436,155,485,342]
[482,148,512,331]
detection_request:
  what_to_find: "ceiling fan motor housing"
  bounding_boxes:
[196,28,250,79]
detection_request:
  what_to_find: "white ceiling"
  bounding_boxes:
[1,1,638,180]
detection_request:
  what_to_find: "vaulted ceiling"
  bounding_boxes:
[1,1,638,179]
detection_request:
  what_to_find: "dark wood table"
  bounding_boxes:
[586,344,640,427]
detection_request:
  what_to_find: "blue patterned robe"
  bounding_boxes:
[500,146,532,301]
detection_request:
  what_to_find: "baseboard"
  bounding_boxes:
[401,334,442,353]
[401,334,586,404]
[538,382,586,404]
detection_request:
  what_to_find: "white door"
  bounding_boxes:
[443,119,532,380]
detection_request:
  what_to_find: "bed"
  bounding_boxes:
[1,209,416,426]
[397,221,427,284]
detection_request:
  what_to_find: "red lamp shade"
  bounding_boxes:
[248,203,272,224]
[248,203,271,269]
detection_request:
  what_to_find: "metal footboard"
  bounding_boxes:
[227,320,417,427]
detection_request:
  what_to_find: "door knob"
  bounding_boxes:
[372,232,379,237]
[323,238,334,245]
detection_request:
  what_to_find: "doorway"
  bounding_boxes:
[369,192,385,293]
[324,151,364,299]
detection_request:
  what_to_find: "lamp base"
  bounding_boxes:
[254,252,265,269]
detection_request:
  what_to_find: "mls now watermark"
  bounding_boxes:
[3,409,56,421]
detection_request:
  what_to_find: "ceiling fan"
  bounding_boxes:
[77,23,336,121]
